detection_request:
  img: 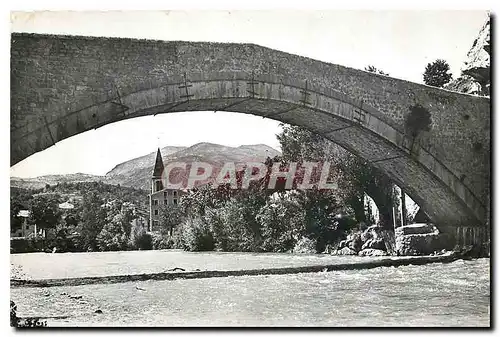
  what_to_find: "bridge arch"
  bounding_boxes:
[10,33,490,228]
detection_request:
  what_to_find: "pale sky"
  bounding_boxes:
[9,10,488,178]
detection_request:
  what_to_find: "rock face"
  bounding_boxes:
[446,15,490,96]
[332,224,394,256]
[395,223,447,256]
[333,247,357,256]
[358,249,388,257]
[395,223,438,235]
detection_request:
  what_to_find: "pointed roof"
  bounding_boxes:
[152,148,164,178]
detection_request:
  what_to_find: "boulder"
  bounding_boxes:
[361,238,386,251]
[361,229,372,242]
[322,244,336,254]
[361,224,383,242]
[358,249,389,257]
[347,232,363,252]
[395,231,443,256]
[395,223,438,236]
[333,247,357,255]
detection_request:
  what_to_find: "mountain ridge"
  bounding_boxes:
[11,143,281,191]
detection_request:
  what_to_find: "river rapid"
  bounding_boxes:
[10,250,490,327]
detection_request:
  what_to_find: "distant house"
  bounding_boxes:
[58,201,75,210]
[149,149,186,232]
[11,210,36,238]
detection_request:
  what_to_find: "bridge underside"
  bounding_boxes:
[11,80,483,228]
[11,34,490,230]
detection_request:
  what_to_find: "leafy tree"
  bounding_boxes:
[423,59,453,87]
[80,191,107,251]
[365,65,390,76]
[180,216,215,251]
[277,124,395,229]
[215,195,265,252]
[129,218,151,250]
[96,203,137,251]
[63,212,81,229]
[96,213,129,251]
[10,188,33,231]
[301,188,353,251]
[134,232,153,250]
[257,191,307,252]
[277,123,331,162]
[28,194,62,234]
[159,204,184,236]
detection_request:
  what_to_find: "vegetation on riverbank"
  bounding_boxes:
[10,182,150,253]
[152,124,399,253]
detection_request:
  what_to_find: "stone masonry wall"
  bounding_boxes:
[11,33,490,221]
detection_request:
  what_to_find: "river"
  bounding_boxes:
[10,250,490,327]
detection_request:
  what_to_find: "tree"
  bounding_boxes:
[96,203,137,251]
[423,59,453,87]
[365,65,390,76]
[11,188,33,231]
[159,204,183,236]
[96,213,129,251]
[257,191,307,252]
[28,194,62,235]
[180,216,215,252]
[276,124,395,229]
[80,192,107,251]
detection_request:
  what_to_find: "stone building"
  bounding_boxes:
[149,148,185,232]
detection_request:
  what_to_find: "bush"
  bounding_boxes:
[216,198,262,252]
[257,191,307,252]
[204,207,230,251]
[180,216,215,252]
[292,236,317,254]
[134,232,153,250]
[151,232,173,250]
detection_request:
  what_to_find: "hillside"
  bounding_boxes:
[106,146,186,177]
[10,173,120,190]
[11,143,281,191]
[105,143,281,190]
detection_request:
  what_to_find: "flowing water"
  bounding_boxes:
[10,250,490,327]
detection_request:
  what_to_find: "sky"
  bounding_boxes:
[9,10,489,178]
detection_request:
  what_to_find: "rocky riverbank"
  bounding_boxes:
[326,223,490,258]
[327,224,395,257]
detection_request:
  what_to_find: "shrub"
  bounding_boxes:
[151,232,173,250]
[292,236,317,254]
[134,232,153,250]
[257,191,307,252]
[180,216,215,252]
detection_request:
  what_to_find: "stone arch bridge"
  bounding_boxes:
[11,33,490,233]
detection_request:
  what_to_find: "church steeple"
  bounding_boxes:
[152,148,164,193]
[152,148,164,178]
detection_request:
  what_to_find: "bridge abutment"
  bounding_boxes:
[439,225,490,256]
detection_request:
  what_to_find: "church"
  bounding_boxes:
[149,149,186,232]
